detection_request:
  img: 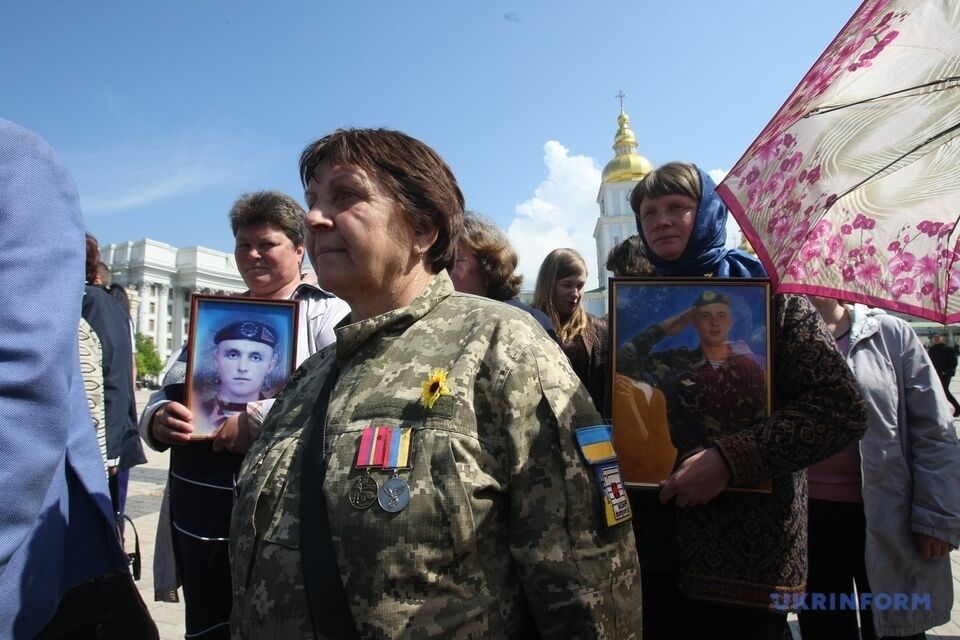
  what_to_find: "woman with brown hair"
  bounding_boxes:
[229,128,641,638]
[533,247,607,413]
[450,211,557,341]
[621,160,867,639]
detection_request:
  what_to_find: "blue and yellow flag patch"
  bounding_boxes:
[574,425,617,463]
[574,425,631,526]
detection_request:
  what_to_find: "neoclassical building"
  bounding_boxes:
[100,239,247,360]
[583,105,652,317]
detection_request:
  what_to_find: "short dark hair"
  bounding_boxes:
[629,161,701,217]
[84,233,100,285]
[107,283,131,315]
[229,190,305,247]
[299,128,464,274]
[605,234,654,277]
[460,212,522,300]
[96,262,112,287]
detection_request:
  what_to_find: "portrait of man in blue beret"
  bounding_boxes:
[193,319,283,437]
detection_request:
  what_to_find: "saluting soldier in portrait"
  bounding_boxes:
[618,290,767,467]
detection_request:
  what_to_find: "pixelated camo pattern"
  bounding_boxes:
[617,324,767,460]
[230,272,642,638]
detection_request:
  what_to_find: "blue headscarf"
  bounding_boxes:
[636,166,767,278]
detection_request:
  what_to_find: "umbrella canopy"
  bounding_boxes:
[716,0,960,323]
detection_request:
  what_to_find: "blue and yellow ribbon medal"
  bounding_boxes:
[351,426,389,509]
[575,425,632,527]
[377,427,413,513]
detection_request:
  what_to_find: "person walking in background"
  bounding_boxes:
[533,247,608,413]
[82,234,147,521]
[450,210,558,342]
[928,333,960,417]
[626,160,866,639]
[0,117,157,639]
[803,298,960,639]
[138,190,349,638]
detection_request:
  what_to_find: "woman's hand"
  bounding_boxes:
[211,413,255,454]
[659,307,694,336]
[151,401,194,445]
[916,533,954,559]
[659,447,730,507]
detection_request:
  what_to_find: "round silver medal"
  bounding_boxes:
[349,475,379,510]
[377,476,410,513]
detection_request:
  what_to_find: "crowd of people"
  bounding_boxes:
[2,118,959,640]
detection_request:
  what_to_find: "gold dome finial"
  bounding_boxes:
[602,91,652,184]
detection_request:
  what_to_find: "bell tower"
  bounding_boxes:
[591,93,652,304]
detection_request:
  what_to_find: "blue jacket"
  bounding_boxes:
[0,119,128,638]
[81,285,147,471]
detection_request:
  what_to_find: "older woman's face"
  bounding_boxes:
[451,246,486,296]
[637,194,697,261]
[235,223,304,298]
[304,162,420,304]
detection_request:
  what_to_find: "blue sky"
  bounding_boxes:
[3,1,860,287]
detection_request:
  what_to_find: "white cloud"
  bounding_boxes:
[708,168,727,185]
[708,167,744,250]
[508,141,603,289]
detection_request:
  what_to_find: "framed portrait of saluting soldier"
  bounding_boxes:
[184,295,299,439]
[609,278,772,493]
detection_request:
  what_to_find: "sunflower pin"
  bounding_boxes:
[420,368,451,409]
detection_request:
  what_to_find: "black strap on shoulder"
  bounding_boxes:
[299,367,359,639]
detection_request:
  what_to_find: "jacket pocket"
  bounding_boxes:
[232,435,300,594]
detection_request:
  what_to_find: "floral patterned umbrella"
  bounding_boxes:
[716,0,960,322]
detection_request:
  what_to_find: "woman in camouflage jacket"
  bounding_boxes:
[229,129,643,639]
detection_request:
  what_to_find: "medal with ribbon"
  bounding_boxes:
[350,426,388,509]
[377,427,413,513]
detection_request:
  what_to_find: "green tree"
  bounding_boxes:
[135,333,163,382]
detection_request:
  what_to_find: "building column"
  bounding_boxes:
[136,283,149,337]
[170,286,184,352]
[156,285,169,359]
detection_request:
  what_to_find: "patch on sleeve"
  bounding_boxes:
[596,461,632,526]
[574,425,617,464]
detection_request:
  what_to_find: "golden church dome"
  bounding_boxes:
[601,110,652,184]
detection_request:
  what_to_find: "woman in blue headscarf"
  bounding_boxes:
[634,161,766,278]
[624,161,866,639]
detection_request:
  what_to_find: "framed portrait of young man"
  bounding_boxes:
[609,278,772,493]
[184,295,299,439]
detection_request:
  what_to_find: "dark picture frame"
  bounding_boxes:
[184,294,299,439]
[609,278,772,492]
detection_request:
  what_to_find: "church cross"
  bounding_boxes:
[615,90,626,112]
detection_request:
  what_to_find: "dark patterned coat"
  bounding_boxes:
[624,294,867,608]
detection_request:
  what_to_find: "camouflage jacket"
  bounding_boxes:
[618,325,767,462]
[230,272,642,639]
